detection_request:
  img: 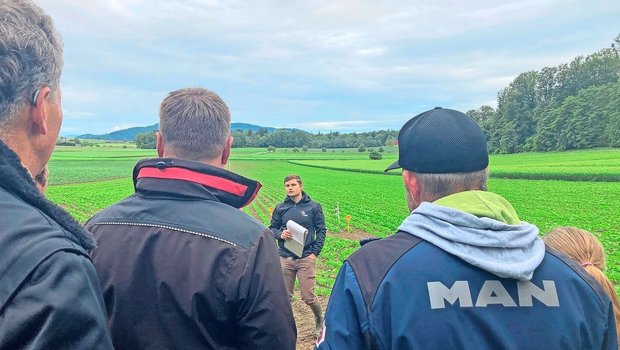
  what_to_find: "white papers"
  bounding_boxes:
[284,220,308,258]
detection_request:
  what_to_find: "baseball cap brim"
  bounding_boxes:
[384,160,401,172]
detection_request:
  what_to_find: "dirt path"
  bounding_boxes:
[243,209,376,349]
[291,293,329,350]
[329,228,377,242]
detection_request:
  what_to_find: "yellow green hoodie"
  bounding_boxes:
[398,190,545,280]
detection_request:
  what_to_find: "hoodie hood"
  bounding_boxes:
[398,191,544,280]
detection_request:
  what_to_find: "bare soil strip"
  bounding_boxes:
[244,207,377,349]
[292,293,329,350]
[329,228,377,241]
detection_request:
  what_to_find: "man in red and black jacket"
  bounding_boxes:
[86,88,296,350]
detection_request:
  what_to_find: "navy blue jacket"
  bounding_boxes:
[317,231,617,350]
[270,192,327,258]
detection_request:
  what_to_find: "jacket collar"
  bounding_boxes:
[0,139,95,250]
[283,191,310,205]
[133,158,261,208]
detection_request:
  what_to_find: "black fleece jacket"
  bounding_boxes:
[270,192,327,258]
[0,139,112,349]
[86,158,297,350]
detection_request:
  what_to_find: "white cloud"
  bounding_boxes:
[111,123,140,132]
[355,47,388,57]
[63,109,97,120]
[296,120,376,130]
[35,0,620,133]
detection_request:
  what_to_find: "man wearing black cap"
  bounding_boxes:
[316,107,617,349]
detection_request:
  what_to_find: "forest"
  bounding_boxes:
[468,34,620,153]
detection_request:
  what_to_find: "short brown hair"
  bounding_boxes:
[159,87,230,161]
[284,174,302,185]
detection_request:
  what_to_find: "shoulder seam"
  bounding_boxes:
[348,232,423,312]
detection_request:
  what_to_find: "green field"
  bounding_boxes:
[289,148,620,181]
[48,146,156,185]
[45,146,620,296]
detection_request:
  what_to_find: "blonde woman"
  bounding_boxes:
[544,227,620,348]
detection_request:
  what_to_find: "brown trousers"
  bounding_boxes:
[280,256,319,305]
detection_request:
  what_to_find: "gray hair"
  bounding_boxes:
[410,168,489,202]
[159,88,231,161]
[0,0,63,130]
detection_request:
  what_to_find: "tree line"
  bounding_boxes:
[135,128,397,149]
[231,128,398,149]
[468,34,620,153]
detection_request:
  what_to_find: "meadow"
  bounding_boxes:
[45,146,620,296]
[289,148,620,181]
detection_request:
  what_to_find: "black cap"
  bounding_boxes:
[385,107,489,173]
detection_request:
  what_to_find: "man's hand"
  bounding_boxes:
[281,229,293,240]
[308,254,317,261]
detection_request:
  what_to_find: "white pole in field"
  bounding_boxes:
[335,202,340,227]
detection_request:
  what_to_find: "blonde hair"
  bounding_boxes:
[543,227,619,344]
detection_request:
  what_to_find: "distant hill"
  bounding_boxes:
[78,122,289,141]
[230,123,277,133]
[78,124,159,141]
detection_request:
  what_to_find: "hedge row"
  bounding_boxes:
[288,161,620,182]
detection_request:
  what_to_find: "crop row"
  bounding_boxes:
[44,153,620,294]
[231,160,620,291]
[289,157,620,182]
[46,178,135,222]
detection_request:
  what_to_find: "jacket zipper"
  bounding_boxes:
[93,221,238,247]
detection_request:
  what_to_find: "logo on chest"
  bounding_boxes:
[300,210,308,217]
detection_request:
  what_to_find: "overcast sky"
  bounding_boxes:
[37,0,620,135]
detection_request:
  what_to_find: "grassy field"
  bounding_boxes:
[45,146,620,296]
[288,148,620,181]
[230,160,620,294]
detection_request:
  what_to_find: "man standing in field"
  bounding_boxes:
[316,107,617,349]
[0,1,112,348]
[270,175,327,336]
[86,88,296,349]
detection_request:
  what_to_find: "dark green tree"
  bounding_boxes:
[136,131,157,149]
[369,151,382,160]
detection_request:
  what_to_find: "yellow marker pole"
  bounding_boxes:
[268,207,274,217]
[345,215,352,233]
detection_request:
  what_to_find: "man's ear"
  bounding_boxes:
[29,87,53,135]
[221,136,233,165]
[156,131,164,157]
[403,170,421,200]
